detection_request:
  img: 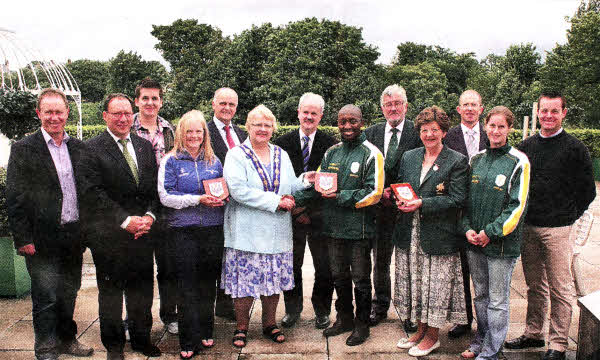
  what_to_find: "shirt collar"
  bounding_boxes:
[132,113,172,133]
[299,128,316,143]
[461,122,479,135]
[213,116,232,130]
[385,119,405,134]
[106,127,131,144]
[539,127,563,138]
[41,127,70,146]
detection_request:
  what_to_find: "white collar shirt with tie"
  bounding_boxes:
[461,122,480,160]
[213,116,241,149]
[298,128,316,155]
[384,120,405,158]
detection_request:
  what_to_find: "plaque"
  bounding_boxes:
[203,177,229,200]
[315,172,337,194]
[390,183,418,201]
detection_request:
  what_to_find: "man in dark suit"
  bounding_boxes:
[7,88,93,360]
[206,87,247,320]
[273,92,337,330]
[443,89,489,338]
[364,84,421,332]
[80,94,161,360]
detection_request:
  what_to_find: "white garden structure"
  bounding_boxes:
[0,27,83,139]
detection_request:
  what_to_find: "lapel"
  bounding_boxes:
[100,130,137,185]
[374,123,386,152]
[233,124,247,143]
[419,146,450,190]
[208,120,228,162]
[478,122,488,151]
[33,130,60,188]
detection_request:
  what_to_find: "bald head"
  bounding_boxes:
[337,104,363,141]
[457,89,484,128]
[212,87,238,125]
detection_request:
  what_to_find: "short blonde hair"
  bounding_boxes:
[171,110,216,164]
[245,104,278,132]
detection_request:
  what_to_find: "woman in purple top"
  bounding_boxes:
[158,110,225,359]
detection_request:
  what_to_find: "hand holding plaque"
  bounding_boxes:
[315,172,337,196]
[203,177,229,200]
[390,183,417,202]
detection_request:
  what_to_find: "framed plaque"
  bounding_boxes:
[390,183,417,202]
[315,172,337,194]
[203,177,229,200]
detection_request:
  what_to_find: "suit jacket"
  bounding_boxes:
[364,120,421,186]
[444,122,489,158]
[207,120,247,164]
[273,128,338,177]
[7,130,85,255]
[79,130,159,247]
[392,145,469,255]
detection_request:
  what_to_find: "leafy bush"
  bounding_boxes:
[68,102,104,125]
[0,167,8,236]
[0,91,38,140]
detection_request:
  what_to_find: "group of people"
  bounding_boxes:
[6,78,596,360]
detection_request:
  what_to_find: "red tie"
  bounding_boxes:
[224,125,236,149]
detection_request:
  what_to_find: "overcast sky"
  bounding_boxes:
[0,0,581,68]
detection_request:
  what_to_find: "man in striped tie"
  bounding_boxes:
[274,93,337,330]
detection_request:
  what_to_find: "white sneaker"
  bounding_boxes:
[167,321,179,335]
[408,340,440,357]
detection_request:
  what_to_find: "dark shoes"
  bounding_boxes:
[504,335,546,349]
[281,312,301,328]
[59,339,94,357]
[346,321,369,346]
[543,350,566,360]
[403,319,418,333]
[106,351,124,360]
[369,311,387,327]
[36,354,58,360]
[131,343,161,357]
[315,314,331,329]
[448,324,471,338]
[323,319,354,337]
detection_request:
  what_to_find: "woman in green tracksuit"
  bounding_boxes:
[460,106,530,360]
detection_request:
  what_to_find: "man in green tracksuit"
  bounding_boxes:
[296,104,384,346]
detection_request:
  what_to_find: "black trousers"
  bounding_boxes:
[458,246,474,325]
[328,237,372,323]
[25,225,83,358]
[173,226,223,350]
[154,225,178,324]
[371,206,396,314]
[90,233,154,352]
[283,222,334,317]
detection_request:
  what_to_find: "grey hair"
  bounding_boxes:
[298,92,325,113]
[380,84,407,107]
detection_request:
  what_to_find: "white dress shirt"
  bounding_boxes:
[213,117,241,149]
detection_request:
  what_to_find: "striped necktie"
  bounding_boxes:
[385,128,399,172]
[118,138,139,185]
[302,135,310,172]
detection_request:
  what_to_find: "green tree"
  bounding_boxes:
[504,43,541,87]
[106,50,170,99]
[66,59,108,102]
[0,90,38,139]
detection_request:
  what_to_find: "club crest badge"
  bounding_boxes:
[495,174,506,187]
[351,162,360,173]
[436,182,445,194]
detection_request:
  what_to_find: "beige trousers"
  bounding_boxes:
[521,224,574,352]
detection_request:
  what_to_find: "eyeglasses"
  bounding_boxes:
[460,103,481,109]
[383,101,405,109]
[108,112,134,118]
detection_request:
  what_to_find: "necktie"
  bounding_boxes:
[385,128,399,172]
[224,125,236,149]
[466,129,477,159]
[301,135,310,172]
[118,138,139,185]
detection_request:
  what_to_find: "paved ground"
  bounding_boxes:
[1,183,600,359]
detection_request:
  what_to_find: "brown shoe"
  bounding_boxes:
[59,340,94,357]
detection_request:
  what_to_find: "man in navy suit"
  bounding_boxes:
[364,84,421,332]
[7,89,93,360]
[443,89,489,338]
[206,87,247,320]
[274,93,337,330]
[80,94,161,360]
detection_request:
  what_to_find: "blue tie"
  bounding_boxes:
[302,135,310,172]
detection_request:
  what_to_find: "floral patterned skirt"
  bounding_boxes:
[221,248,294,299]
[393,210,468,328]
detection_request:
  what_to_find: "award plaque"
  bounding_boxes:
[203,177,229,200]
[390,183,417,201]
[315,172,337,194]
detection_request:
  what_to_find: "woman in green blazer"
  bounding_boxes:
[393,106,469,357]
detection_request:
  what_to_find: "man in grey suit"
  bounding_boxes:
[364,84,421,332]
[443,89,489,338]
[206,87,247,320]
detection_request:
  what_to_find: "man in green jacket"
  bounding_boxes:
[296,104,384,346]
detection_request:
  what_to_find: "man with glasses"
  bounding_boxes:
[443,89,489,338]
[364,84,420,332]
[80,94,161,360]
